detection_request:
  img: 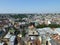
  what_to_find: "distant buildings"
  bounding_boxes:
[0,13,60,45]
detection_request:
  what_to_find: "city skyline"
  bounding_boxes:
[0,0,60,13]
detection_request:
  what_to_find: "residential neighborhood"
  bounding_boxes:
[0,14,60,45]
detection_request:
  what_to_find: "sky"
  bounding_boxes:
[0,0,60,13]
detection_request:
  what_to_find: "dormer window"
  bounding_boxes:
[33,32,34,34]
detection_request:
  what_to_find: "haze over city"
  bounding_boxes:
[0,0,60,13]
